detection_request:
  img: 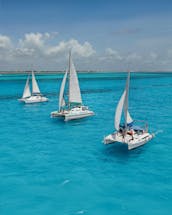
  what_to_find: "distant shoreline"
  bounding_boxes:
[0,71,65,74]
[0,71,172,74]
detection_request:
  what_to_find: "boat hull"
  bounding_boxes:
[51,111,68,118]
[19,96,48,104]
[64,111,94,121]
[104,132,154,150]
[51,106,94,121]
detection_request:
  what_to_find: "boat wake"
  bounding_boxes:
[154,129,163,135]
[76,210,87,214]
[61,179,70,186]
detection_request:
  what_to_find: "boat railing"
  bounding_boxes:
[132,119,148,132]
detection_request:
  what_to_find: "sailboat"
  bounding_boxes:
[51,51,94,121]
[104,71,154,150]
[19,71,48,103]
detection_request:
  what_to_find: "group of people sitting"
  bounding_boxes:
[119,124,145,140]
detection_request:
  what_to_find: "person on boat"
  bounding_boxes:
[119,125,125,138]
[127,129,134,140]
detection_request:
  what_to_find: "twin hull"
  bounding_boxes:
[19,96,48,104]
[104,132,154,150]
[64,111,94,121]
[51,108,94,121]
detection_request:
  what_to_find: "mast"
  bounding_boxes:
[124,71,130,129]
[68,50,71,109]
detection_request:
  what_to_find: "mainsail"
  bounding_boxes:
[59,70,68,111]
[32,71,41,94]
[115,90,126,130]
[22,75,31,98]
[114,71,133,131]
[68,53,82,105]
[123,71,133,127]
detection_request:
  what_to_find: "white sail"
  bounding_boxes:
[115,90,126,131]
[123,71,133,126]
[114,71,133,131]
[59,70,68,111]
[127,110,133,125]
[32,71,41,94]
[22,75,31,98]
[68,53,82,104]
[123,71,130,126]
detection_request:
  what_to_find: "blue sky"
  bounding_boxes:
[0,0,172,71]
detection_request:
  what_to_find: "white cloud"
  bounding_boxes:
[100,48,123,61]
[16,33,95,58]
[126,53,142,61]
[0,32,172,71]
[14,48,35,57]
[0,32,96,70]
[46,39,96,57]
[19,32,46,49]
[0,35,13,61]
[0,35,11,49]
[106,48,122,59]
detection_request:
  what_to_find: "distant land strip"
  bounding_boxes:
[0,71,172,74]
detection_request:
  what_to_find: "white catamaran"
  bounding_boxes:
[104,71,154,150]
[19,71,48,103]
[51,52,94,121]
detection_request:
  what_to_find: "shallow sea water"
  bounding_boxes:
[0,72,171,214]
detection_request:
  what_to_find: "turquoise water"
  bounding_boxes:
[0,72,171,215]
